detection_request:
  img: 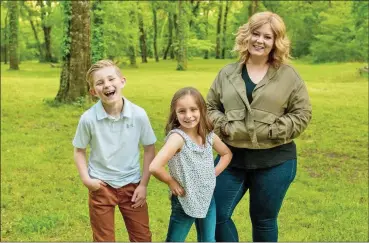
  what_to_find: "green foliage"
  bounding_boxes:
[91,0,105,63]
[3,1,367,64]
[60,1,71,61]
[310,1,368,63]
[176,1,188,70]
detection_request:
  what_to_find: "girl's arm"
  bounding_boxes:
[212,134,233,176]
[149,133,185,196]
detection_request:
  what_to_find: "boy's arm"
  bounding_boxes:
[140,144,156,187]
[74,147,106,191]
[149,133,185,196]
[131,144,155,208]
[212,134,233,176]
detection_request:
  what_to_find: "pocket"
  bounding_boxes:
[226,109,245,121]
[225,109,248,141]
[252,109,277,141]
[89,186,102,194]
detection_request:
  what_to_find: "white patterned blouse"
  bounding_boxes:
[166,129,216,218]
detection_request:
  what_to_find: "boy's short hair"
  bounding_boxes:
[86,60,123,87]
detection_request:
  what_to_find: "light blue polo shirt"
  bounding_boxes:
[72,97,157,188]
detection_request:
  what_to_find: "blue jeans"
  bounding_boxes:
[214,157,297,242]
[166,196,216,242]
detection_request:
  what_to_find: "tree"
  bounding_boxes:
[55,1,91,102]
[189,0,200,30]
[38,0,53,62]
[8,0,19,70]
[2,3,9,64]
[215,2,223,59]
[202,3,210,59]
[176,0,187,70]
[138,3,148,63]
[248,0,259,17]
[310,2,359,62]
[221,1,230,59]
[91,0,105,63]
[21,1,44,62]
[163,12,174,60]
[128,4,138,67]
[152,2,159,62]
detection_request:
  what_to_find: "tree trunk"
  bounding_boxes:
[21,2,43,59]
[171,13,178,60]
[163,12,173,60]
[221,1,230,59]
[189,0,200,29]
[176,0,187,71]
[215,2,223,59]
[91,0,105,63]
[204,7,209,59]
[152,2,159,62]
[4,10,8,64]
[128,7,137,67]
[8,1,19,70]
[138,4,148,63]
[55,1,91,102]
[29,19,44,61]
[38,0,53,62]
[248,0,258,18]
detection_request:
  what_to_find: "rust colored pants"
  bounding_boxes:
[88,183,152,242]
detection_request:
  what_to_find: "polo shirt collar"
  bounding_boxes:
[96,97,132,120]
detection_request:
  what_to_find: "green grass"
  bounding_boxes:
[1,59,368,241]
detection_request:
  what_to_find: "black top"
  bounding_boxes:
[228,65,296,169]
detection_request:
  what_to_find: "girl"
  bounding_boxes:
[149,87,232,242]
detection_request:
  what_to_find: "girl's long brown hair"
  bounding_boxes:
[165,87,213,145]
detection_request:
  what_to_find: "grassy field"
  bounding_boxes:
[1,59,368,241]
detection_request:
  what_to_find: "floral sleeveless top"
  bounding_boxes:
[166,129,216,218]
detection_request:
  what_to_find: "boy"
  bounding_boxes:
[73,60,156,242]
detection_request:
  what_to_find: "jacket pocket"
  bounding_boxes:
[225,109,248,141]
[252,109,277,142]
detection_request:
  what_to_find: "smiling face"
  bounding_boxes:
[90,66,125,105]
[248,23,275,59]
[175,94,201,131]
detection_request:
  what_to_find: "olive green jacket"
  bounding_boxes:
[206,62,312,149]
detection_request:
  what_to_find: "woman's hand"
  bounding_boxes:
[222,123,230,136]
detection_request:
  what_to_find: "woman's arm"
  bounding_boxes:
[206,72,229,138]
[212,134,233,176]
[269,81,312,142]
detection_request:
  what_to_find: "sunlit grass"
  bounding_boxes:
[1,59,367,241]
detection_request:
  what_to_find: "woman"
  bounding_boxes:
[206,11,312,242]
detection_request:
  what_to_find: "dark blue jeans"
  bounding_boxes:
[166,196,216,242]
[214,157,297,242]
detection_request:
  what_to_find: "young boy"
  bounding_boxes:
[73,60,156,242]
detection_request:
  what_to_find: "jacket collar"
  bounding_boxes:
[227,61,279,110]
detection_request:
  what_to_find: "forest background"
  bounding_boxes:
[1,0,368,241]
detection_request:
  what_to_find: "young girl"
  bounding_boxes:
[149,87,232,242]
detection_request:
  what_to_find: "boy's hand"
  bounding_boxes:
[83,178,107,191]
[168,179,185,197]
[131,185,147,208]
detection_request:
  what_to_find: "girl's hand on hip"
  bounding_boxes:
[169,179,185,197]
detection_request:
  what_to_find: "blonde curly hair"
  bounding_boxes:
[233,11,291,67]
